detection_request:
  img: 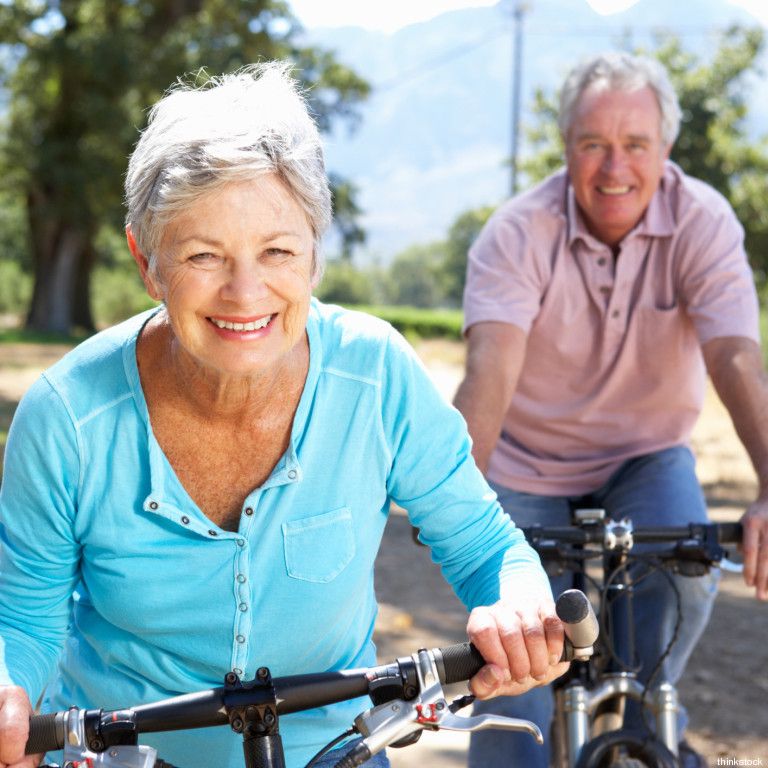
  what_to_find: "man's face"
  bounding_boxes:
[565,84,671,247]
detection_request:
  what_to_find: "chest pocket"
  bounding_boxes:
[282,507,356,583]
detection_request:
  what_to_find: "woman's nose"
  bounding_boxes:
[219,260,269,304]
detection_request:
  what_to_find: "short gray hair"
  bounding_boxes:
[125,62,331,278]
[558,52,681,148]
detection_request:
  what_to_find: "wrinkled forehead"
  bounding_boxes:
[570,84,664,140]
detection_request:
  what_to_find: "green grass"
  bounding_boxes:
[0,327,89,345]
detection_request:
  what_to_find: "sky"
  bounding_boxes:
[287,0,768,32]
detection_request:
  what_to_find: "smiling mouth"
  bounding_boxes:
[597,185,631,196]
[209,315,275,332]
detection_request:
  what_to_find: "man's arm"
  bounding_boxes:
[453,321,528,474]
[702,336,768,600]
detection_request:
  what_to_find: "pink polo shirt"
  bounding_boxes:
[463,162,760,496]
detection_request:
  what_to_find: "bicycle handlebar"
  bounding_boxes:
[26,641,487,755]
[26,591,597,759]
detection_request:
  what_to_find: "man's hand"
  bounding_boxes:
[0,686,40,768]
[466,598,570,699]
[741,494,768,600]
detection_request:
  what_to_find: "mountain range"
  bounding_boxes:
[300,0,767,263]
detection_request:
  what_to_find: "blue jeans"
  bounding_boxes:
[468,446,719,768]
[312,738,391,767]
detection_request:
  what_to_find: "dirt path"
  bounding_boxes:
[1,338,766,766]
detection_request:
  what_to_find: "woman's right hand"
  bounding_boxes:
[0,686,40,768]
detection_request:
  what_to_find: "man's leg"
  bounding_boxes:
[468,484,573,768]
[594,446,719,740]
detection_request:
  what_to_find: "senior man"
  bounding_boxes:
[455,51,768,768]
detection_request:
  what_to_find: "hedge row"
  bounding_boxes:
[344,304,464,340]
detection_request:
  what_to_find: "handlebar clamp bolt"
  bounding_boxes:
[231,717,244,733]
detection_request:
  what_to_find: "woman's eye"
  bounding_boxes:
[188,253,221,267]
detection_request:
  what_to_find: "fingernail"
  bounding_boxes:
[550,653,560,665]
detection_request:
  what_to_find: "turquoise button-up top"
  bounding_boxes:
[0,300,548,768]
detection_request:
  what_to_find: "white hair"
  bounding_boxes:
[558,52,682,148]
[125,62,331,278]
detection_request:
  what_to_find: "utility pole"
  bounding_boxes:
[510,1,528,197]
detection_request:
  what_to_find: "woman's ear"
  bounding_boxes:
[126,226,163,302]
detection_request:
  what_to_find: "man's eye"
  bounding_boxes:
[264,248,292,259]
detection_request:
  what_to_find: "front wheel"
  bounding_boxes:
[574,729,679,768]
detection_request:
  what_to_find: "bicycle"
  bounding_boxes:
[522,510,743,768]
[23,590,597,768]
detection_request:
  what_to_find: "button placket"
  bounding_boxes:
[232,535,251,674]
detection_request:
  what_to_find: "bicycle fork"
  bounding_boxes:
[558,675,680,767]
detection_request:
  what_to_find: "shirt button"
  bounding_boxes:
[599,286,611,295]
[612,309,621,318]
[239,602,248,612]
[209,530,218,536]
[597,257,607,266]
[244,507,254,516]
[181,516,190,525]
[287,469,297,480]
[236,634,246,644]
[236,574,246,584]
[233,668,243,676]
[237,538,245,547]
[149,501,159,510]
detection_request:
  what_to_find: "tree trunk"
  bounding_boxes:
[25,188,93,334]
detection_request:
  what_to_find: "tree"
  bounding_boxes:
[441,205,496,306]
[520,25,768,284]
[0,1,369,333]
[384,242,448,308]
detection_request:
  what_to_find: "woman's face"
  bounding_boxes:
[141,174,316,378]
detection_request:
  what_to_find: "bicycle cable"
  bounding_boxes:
[304,727,359,768]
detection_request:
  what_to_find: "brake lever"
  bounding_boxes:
[55,707,158,768]
[351,647,542,763]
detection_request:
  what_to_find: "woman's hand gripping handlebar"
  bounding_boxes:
[22,591,596,768]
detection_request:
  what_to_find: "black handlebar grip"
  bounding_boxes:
[26,712,64,755]
[436,641,486,685]
[717,522,743,544]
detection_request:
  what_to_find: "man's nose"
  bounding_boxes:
[601,146,627,174]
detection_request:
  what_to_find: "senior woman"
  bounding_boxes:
[0,64,566,768]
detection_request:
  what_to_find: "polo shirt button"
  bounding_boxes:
[287,469,297,480]
[181,516,190,525]
[244,507,254,516]
[233,668,243,676]
[209,530,218,536]
[612,309,620,318]
[237,538,245,547]
[236,634,246,644]
[149,501,159,510]
[239,602,248,612]
[597,257,607,266]
[236,574,246,583]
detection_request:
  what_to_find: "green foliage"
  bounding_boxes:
[441,206,496,305]
[345,304,463,341]
[91,266,158,327]
[520,26,768,285]
[383,242,449,308]
[0,260,31,315]
[316,259,378,305]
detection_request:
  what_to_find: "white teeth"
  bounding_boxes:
[598,186,630,195]
[211,315,272,331]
